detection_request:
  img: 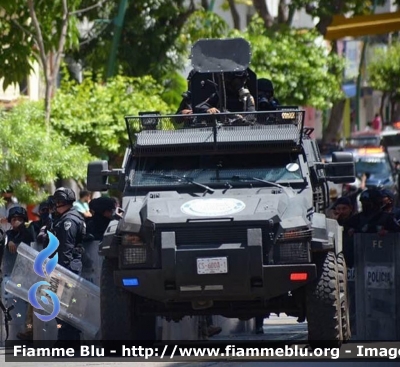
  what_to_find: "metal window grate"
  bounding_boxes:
[124,110,305,155]
[121,246,147,266]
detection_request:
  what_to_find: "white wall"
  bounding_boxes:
[0,81,20,101]
[0,60,41,102]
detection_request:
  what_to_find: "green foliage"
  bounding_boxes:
[242,17,344,108]
[180,9,230,42]
[76,4,230,81]
[221,0,253,11]
[290,0,387,18]
[368,43,400,96]
[0,0,81,89]
[115,0,193,79]
[161,72,188,109]
[0,101,93,203]
[51,74,172,160]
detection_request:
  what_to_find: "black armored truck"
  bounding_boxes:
[87,38,355,345]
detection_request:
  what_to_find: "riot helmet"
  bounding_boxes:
[7,206,28,223]
[225,71,248,94]
[380,188,395,211]
[258,78,274,95]
[38,200,51,222]
[89,197,116,219]
[359,188,382,213]
[53,187,76,208]
[257,78,278,111]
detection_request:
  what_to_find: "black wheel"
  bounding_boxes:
[100,258,157,341]
[337,252,351,341]
[306,252,342,347]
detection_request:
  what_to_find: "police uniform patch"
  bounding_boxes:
[64,221,72,231]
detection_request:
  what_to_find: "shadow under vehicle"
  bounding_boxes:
[87,38,355,346]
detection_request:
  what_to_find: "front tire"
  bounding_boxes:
[337,252,351,341]
[100,258,156,341]
[101,258,133,340]
[306,252,342,347]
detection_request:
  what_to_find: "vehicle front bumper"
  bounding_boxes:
[114,229,317,302]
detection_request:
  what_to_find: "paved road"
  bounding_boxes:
[1,315,397,366]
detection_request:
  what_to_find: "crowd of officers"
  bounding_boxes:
[176,69,280,116]
[328,185,400,268]
[0,187,118,342]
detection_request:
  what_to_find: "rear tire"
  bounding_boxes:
[337,252,351,341]
[306,252,342,347]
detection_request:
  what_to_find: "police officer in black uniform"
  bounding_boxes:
[346,188,400,235]
[176,70,195,115]
[86,197,117,241]
[3,207,33,258]
[257,78,280,111]
[28,200,52,241]
[52,187,86,341]
[195,71,256,114]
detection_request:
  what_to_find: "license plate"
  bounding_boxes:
[197,257,228,275]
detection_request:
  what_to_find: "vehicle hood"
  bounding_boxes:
[119,187,313,231]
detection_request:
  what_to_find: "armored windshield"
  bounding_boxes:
[129,153,303,189]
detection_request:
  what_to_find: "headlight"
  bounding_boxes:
[122,247,147,265]
[120,233,148,266]
[122,233,144,246]
[278,242,310,264]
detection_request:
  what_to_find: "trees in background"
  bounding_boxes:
[0,0,84,124]
[240,17,344,110]
[0,102,93,202]
[51,73,172,166]
[368,42,400,122]
[4,0,391,200]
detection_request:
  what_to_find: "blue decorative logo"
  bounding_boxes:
[28,232,61,321]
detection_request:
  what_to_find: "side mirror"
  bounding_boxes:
[87,161,109,192]
[325,152,355,183]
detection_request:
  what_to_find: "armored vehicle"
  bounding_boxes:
[87,38,355,345]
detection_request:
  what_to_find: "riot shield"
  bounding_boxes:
[4,243,100,338]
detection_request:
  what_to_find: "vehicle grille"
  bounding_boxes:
[155,224,271,246]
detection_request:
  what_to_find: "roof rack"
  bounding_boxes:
[124,110,305,156]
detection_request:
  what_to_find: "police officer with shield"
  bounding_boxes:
[52,187,86,340]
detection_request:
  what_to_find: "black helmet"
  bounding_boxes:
[39,200,50,211]
[360,188,381,203]
[53,187,76,204]
[258,78,274,93]
[89,197,116,214]
[7,206,28,222]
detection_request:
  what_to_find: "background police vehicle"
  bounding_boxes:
[87,38,355,345]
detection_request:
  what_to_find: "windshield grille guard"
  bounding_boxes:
[124,110,305,156]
